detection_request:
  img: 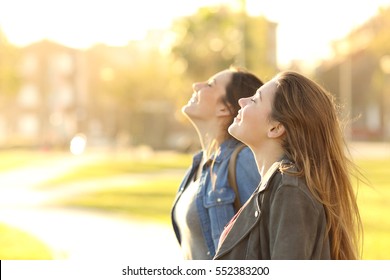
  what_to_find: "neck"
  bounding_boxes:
[192,119,229,158]
[251,141,285,178]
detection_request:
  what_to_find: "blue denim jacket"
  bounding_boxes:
[171,138,261,258]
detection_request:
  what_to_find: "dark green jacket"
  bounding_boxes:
[214,159,331,260]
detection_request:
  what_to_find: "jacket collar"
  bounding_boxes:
[257,155,292,193]
[213,189,262,259]
[202,138,241,166]
[214,156,291,259]
[257,160,282,193]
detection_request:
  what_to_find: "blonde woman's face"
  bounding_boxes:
[228,79,277,147]
[182,70,232,121]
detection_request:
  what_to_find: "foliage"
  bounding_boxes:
[366,7,390,58]
[84,42,192,147]
[170,5,278,82]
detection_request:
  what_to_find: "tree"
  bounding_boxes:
[170,5,278,81]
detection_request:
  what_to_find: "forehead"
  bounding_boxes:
[210,70,233,83]
[257,79,277,98]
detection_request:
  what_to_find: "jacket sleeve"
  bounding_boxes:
[235,147,261,204]
[268,185,322,259]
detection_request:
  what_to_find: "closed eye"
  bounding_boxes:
[207,79,216,87]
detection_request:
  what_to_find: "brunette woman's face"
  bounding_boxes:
[228,79,277,147]
[182,70,232,121]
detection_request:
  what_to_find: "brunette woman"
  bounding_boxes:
[171,67,263,259]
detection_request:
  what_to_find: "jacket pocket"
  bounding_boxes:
[204,186,235,208]
[203,186,236,245]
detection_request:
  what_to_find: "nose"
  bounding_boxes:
[192,82,201,92]
[192,81,209,92]
[238,97,248,108]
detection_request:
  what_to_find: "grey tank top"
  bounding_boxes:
[173,177,211,259]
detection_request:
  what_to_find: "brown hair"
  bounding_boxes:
[222,66,263,134]
[271,71,362,259]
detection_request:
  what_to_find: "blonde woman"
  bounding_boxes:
[214,71,362,260]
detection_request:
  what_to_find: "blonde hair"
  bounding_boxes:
[272,71,362,259]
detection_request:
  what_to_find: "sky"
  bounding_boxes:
[0,0,389,68]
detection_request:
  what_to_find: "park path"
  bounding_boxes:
[0,151,182,260]
[0,207,181,260]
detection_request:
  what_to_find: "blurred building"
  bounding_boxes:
[15,40,86,149]
[13,38,179,150]
[315,7,390,141]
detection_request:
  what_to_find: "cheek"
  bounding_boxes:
[241,111,265,141]
[199,93,218,109]
[229,111,255,141]
[243,109,259,129]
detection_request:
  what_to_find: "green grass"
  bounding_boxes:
[40,152,191,188]
[58,177,180,224]
[0,150,47,171]
[355,158,390,260]
[0,223,53,259]
[0,150,58,259]
[44,152,191,223]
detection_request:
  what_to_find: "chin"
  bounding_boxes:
[182,105,192,116]
[229,124,249,144]
[228,123,240,139]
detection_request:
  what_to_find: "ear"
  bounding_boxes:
[215,103,231,117]
[267,122,285,138]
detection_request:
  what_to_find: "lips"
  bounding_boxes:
[234,110,242,122]
[188,93,198,103]
[233,115,241,124]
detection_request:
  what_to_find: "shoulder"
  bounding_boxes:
[269,170,322,213]
[235,146,257,172]
[236,145,255,161]
[223,142,255,164]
